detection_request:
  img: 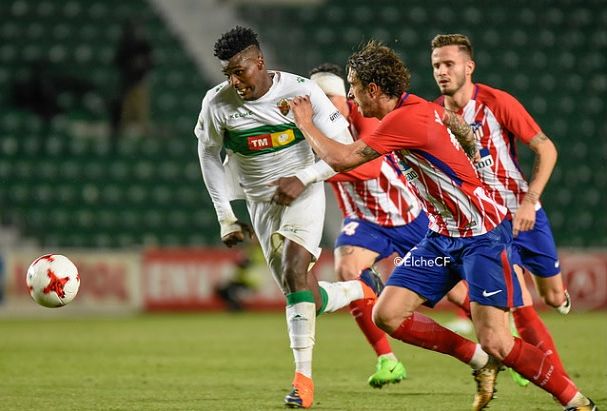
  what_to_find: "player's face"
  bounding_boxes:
[347,69,376,118]
[222,51,266,100]
[431,45,471,96]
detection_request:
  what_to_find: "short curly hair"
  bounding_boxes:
[309,63,343,78]
[213,26,260,60]
[346,41,410,99]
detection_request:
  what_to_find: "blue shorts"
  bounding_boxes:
[386,219,523,309]
[511,208,560,278]
[335,213,429,262]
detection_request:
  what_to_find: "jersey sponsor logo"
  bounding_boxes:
[229,110,254,119]
[395,158,419,182]
[475,147,494,170]
[277,98,290,116]
[329,111,341,122]
[482,289,503,297]
[247,129,296,151]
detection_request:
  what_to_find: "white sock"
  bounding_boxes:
[566,392,588,408]
[286,302,316,378]
[318,280,364,313]
[468,344,490,370]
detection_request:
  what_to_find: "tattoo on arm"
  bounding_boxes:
[443,110,477,159]
[356,145,380,161]
[529,132,549,149]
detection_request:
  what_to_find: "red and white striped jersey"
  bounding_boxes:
[328,101,423,227]
[362,93,507,237]
[330,154,423,226]
[436,84,541,213]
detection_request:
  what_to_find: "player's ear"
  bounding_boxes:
[466,59,475,77]
[367,82,379,98]
[256,54,264,70]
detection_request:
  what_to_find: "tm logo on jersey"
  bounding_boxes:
[248,129,295,150]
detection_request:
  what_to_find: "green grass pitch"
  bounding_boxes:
[1,311,605,410]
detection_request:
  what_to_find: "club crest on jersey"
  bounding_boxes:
[277,99,290,116]
[470,121,484,140]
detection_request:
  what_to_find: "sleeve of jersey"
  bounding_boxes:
[308,81,350,138]
[493,90,542,144]
[194,96,239,231]
[327,156,383,182]
[294,82,351,185]
[361,110,426,154]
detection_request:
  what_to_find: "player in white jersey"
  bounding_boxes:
[431,34,596,410]
[195,27,379,409]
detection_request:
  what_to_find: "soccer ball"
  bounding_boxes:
[26,254,80,308]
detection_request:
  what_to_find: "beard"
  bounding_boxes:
[439,73,466,96]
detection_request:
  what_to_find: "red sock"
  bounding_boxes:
[513,306,569,378]
[389,312,476,364]
[350,299,392,356]
[503,338,578,405]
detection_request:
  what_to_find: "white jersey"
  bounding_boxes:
[195,71,349,202]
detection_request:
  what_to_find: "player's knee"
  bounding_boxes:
[477,332,511,361]
[335,264,360,281]
[372,306,410,334]
[541,289,565,308]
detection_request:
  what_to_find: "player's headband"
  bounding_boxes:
[310,72,346,97]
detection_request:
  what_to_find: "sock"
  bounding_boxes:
[567,392,589,408]
[389,312,477,365]
[286,291,317,378]
[350,298,392,356]
[502,337,578,405]
[469,344,490,370]
[317,280,364,314]
[513,306,569,378]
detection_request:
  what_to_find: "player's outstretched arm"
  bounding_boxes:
[290,95,380,171]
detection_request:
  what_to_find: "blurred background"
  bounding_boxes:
[0,0,605,314]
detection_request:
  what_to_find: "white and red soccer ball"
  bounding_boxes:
[26,254,80,308]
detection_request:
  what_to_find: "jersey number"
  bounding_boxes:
[341,221,360,236]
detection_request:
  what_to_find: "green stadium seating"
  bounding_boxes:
[0,0,215,247]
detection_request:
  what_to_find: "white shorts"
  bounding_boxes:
[247,182,325,290]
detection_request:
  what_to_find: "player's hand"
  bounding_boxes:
[512,202,536,237]
[221,221,254,248]
[269,176,305,206]
[472,149,481,163]
[289,95,314,130]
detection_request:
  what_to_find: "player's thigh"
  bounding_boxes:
[462,221,523,309]
[386,237,458,308]
[334,245,379,280]
[514,265,534,307]
[278,182,325,260]
[446,280,469,306]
